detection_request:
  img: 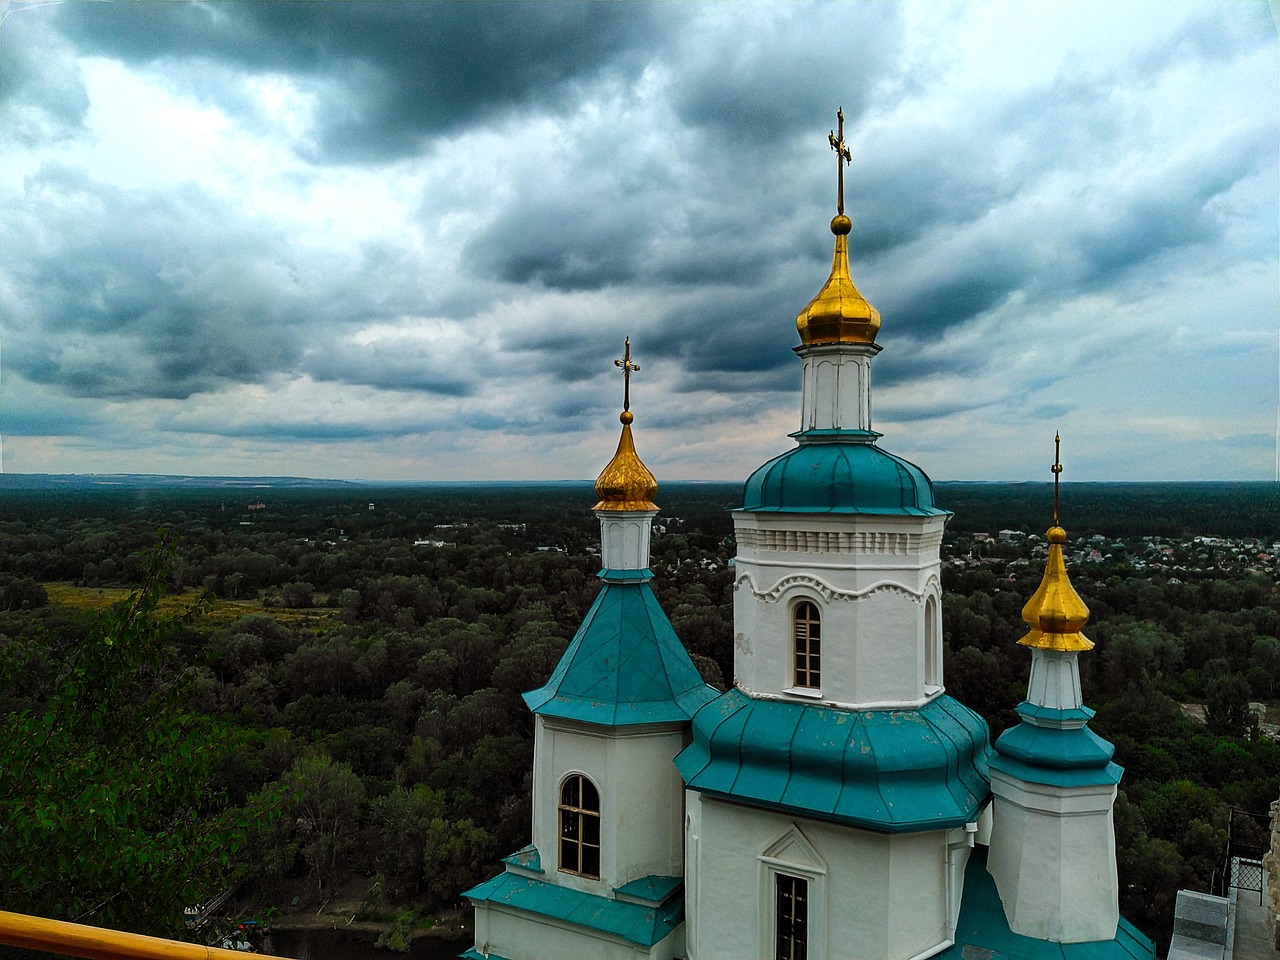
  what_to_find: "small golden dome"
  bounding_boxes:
[593,411,658,511]
[1017,528,1093,652]
[796,216,881,345]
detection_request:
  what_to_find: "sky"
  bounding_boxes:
[1,0,1277,483]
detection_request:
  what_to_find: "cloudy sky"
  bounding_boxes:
[1,1,1276,483]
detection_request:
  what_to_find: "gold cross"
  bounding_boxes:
[614,337,639,412]
[1052,432,1063,526]
[828,106,852,216]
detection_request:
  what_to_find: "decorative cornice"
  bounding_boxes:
[735,571,925,603]
[734,527,942,556]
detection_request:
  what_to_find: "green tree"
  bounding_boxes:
[0,549,261,936]
[282,750,366,895]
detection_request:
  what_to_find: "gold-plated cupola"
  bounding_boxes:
[593,337,658,511]
[796,107,881,346]
[1018,435,1093,652]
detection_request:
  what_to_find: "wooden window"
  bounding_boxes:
[793,601,821,689]
[558,774,600,879]
[775,873,808,960]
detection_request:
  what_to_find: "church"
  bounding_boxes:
[462,115,1157,960]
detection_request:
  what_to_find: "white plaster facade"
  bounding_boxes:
[532,714,688,894]
[598,509,658,571]
[797,341,879,433]
[472,902,684,960]
[731,511,946,708]
[683,792,970,960]
[986,769,1120,942]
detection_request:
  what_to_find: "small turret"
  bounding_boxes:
[986,435,1124,943]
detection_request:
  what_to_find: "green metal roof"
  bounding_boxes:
[675,689,993,832]
[461,950,513,960]
[502,844,543,874]
[989,701,1124,788]
[523,581,718,727]
[939,847,1155,960]
[613,874,682,906]
[741,438,948,516]
[462,872,683,947]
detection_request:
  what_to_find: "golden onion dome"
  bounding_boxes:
[1017,525,1093,652]
[593,409,658,511]
[1018,437,1093,652]
[796,214,881,345]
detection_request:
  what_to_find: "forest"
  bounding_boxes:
[0,476,1277,953]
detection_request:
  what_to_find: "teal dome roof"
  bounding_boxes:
[742,438,948,516]
[675,689,992,832]
[523,581,718,727]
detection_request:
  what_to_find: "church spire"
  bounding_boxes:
[796,107,881,346]
[593,337,658,512]
[986,435,1123,942]
[1017,434,1093,652]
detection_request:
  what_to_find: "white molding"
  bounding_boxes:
[737,571,926,603]
[736,527,942,556]
[758,824,827,960]
[739,683,944,711]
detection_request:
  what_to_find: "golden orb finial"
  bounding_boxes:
[797,108,880,345]
[1018,435,1092,652]
[594,338,658,511]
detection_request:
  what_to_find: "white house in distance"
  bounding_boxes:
[463,115,1156,960]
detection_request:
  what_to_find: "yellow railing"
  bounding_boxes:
[0,909,294,960]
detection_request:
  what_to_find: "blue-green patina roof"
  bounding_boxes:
[741,436,948,516]
[462,872,683,947]
[939,848,1155,960]
[675,689,993,832]
[989,701,1123,788]
[523,580,718,727]
[613,874,682,905]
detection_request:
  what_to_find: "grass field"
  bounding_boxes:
[43,583,342,627]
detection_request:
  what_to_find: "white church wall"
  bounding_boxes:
[730,514,945,708]
[986,769,1120,942]
[597,510,658,571]
[613,727,688,882]
[533,716,686,894]
[685,794,952,960]
[475,902,682,960]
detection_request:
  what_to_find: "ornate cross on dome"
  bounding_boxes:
[1052,432,1063,526]
[829,107,852,216]
[614,337,639,413]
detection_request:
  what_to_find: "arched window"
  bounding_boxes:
[559,774,600,879]
[793,600,821,690]
[924,594,940,689]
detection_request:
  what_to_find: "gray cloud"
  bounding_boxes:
[49,0,678,163]
[2,0,1274,480]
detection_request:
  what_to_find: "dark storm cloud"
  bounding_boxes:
[49,0,678,163]
[5,165,468,401]
[667,2,903,144]
[306,344,477,397]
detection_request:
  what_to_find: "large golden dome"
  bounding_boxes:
[796,214,881,346]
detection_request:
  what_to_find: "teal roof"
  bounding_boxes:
[741,436,948,516]
[461,949,512,960]
[613,874,682,906]
[675,689,992,832]
[990,701,1123,788]
[502,844,543,873]
[523,580,718,727]
[462,872,683,947]
[939,848,1155,960]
